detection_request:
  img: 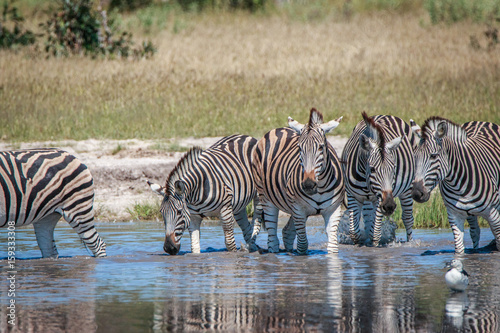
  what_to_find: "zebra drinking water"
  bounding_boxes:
[251,108,345,254]
[342,112,418,246]
[411,117,500,254]
[0,149,106,258]
[149,134,260,255]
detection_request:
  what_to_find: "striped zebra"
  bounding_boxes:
[411,117,500,253]
[149,134,261,255]
[342,112,417,246]
[252,108,345,254]
[0,149,106,258]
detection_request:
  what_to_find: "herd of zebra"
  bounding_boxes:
[1,108,500,258]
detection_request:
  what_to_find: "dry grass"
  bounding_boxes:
[1,10,499,141]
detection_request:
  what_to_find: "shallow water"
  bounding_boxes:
[1,219,499,332]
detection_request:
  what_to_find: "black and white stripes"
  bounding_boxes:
[153,134,260,255]
[252,108,345,254]
[342,113,418,246]
[0,149,106,258]
[412,117,500,254]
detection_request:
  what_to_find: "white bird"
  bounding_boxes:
[445,259,469,292]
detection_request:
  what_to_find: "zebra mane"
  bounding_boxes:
[164,146,203,195]
[421,116,465,142]
[308,108,324,128]
[362,112,387,159]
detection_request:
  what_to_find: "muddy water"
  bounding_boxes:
[1,219,499,332]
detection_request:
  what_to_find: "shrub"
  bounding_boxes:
[39,0,156,58]
[0,0,36,49]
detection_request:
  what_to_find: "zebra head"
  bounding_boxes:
[160,180,190,255]
[412,117,451,203]
[288,108,342,196]
[359,112,402,216]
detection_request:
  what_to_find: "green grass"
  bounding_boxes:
[391,190,490,229]
[2,3,500,142]
[127,200,162,221]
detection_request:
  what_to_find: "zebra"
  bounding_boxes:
[0,148,106,258]
[148,134,261,255]
[251,108,344,254]
[342,112,417,246]
[411,116,500,254]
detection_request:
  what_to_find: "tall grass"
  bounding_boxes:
[391,190,490,229]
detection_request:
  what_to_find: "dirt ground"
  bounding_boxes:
[0,136,348,221]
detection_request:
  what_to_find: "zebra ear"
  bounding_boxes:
[410,119,421,139]
[386,136,402,151]
[359,134,371,151]
[147,180,166,196]
[435,122,447,139]
[320,116,343,133]
[174,180,186,196]
[288,116,305,133]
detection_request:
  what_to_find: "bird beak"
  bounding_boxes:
[444,261,451,269]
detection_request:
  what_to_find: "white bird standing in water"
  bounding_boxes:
[445,259,469,292]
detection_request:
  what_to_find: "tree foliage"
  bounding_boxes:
[0,0,36,49]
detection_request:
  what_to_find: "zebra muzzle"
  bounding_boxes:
[380,191,397,216]
[411,180,430,203]
[163,234,180,255]
[301,178,318,195]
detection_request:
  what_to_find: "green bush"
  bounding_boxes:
[39,0,156,58]
[0,0,36,49]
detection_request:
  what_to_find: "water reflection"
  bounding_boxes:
[1,223,499,332]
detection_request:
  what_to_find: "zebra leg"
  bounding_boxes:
[484,208,500,251]
[400,190,414,242]
[466,216,480,249]
[361,201,375,238]
[447,209,466,254]
[58,206,106,257]
[294,213,309,255]
[234,208,258,252]
[371,203,385,247]
[250,196,264,244]
[347,194,363,244]
[324,204,343,254]
[33,213,61,258]
[263,201,280,253]
[282,216,296,252]
[188,215,203,254]
[220,204,238,252]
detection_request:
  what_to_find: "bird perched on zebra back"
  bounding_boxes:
[148,134,261,255]
[445,259,469,292]
[411,117,500,254]
[0,149,106,258]
[342,112,418,247]
[252,108,345,254]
